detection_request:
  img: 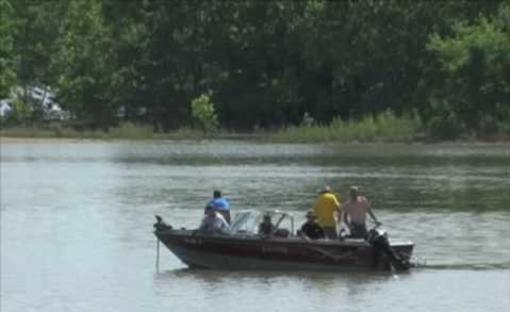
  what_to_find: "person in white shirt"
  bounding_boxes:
[199,206,230,234]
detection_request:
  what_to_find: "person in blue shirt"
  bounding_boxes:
[205,190,231,224]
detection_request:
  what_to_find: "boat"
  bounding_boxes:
[153,211,415,272]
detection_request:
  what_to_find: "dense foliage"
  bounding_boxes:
[1,0,508,138]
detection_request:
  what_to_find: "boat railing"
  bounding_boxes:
[272,212,294,236]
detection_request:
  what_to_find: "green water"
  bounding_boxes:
[1,140,509,312]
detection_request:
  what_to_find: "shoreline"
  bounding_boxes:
[1,134,508,145]
[1,122,508,144]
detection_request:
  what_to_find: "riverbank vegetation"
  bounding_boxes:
[0,0,508,142]
[272,110,423,143]
[0,123,214,140]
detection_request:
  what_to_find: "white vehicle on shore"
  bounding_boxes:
[0,99,13,118]
[1,86,70,121]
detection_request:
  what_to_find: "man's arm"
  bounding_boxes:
[336,205,343,223]
[333,195,342,223]
[341,201,349,225]
[368,209,380,224]
[366,200,381,225]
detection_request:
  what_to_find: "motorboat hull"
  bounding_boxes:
[155,229,414,271]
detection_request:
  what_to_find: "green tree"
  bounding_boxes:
[0,0,16,98]
[428,2,510,136]
[12,0,64,92]
[52,0,116,128]
[191,93,218,132]
[2,0,505,137]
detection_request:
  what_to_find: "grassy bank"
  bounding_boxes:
[0,123,211,140]
[271,111,423,143]
[2,112,508,143]
[0,122,269,141]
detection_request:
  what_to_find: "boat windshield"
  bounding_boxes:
[230,211,294,235]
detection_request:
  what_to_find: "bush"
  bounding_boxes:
[190,94,218,133]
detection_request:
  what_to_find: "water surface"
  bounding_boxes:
[1,140,509,312]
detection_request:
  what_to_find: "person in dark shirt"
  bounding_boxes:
[258,214,275,236]
[300,211,325,240]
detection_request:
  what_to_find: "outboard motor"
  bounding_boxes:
[367,227,411,271]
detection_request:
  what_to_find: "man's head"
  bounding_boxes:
[320,185,331,194]
[305,211,316,222]
[350,185,359,199]
[213,190,221,198]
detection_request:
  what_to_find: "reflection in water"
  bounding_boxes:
[154,268,409,312]
[1,140,509,312]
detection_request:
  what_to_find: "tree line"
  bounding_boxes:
[1,0,508,138]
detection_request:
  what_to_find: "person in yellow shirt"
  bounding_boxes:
[313,186,342,239]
